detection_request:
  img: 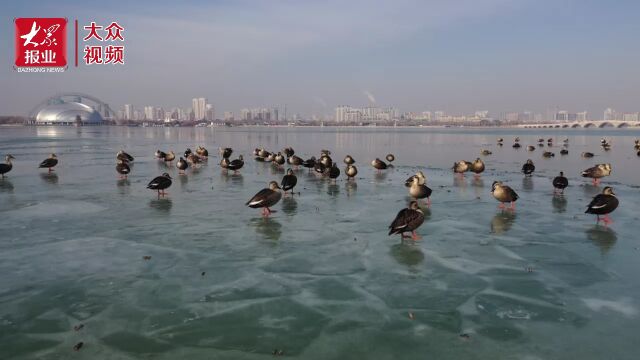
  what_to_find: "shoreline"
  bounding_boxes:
[4,124,639,130]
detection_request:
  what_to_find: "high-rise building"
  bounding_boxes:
[240,109,251,121]
[250,108,271,121]
[504,112,519,123]
[124,104,133,120]
[520,111,532,122]
[205,104,215,121]
[335,106,350,122]
[192,98,207,120]
[192,98,198,119]
[622,113,639,122]
[555,111,569,122]
[576,111,588,121]
[344,109,362,122]
[335,105,400,123]
[362,106,378,121]
[386,107,399,121]
[169,108,180,121]
[155,107,165,122]
[144,106,154,120]
[224,111,234,121]
[182,108,191,121]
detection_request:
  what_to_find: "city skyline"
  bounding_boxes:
[114,98,638,124]
[2,1,640,117]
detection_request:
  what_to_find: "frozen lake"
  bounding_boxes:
[1,126,639,359]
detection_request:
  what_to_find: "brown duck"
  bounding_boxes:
[246,181,282,216]
[388,201,425,240]
[491,181,519,211]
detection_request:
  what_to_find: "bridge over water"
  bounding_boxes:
[519,120,639,129]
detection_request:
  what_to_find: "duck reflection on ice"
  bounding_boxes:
[390,242,425,269]
[250,217,282,241]
[40,172,58,185]
[305,170,318,181]
[345,181,357,197]
[0,179,14,192]
[491,211,517,234]
[157,161,170,171]
[327,183,339,196]
[552,194,567,213]
[305,172,324,192]
[190,165,202,176]
[229,173,244,186]
[179,173,189,186]
[116,178,130,195]
[471,177,484,188]
[586,225,617,254]
[522,176,533,191]
[472,177,484,198]
[453,175,466,189]
[270,165,285,175]
[374,171,388,183]
[281,196,297,215]
[149,198,172,212]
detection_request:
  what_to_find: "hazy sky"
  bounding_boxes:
[2,0,639,117]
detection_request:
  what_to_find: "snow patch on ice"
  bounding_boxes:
[494,245,525,261]
[583,297,638,317]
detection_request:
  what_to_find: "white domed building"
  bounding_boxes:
[35,101,104,125]
[29,93,115,126]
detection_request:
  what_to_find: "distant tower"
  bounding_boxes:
[144,106,154,120]
[192,98,207,120]
[205,104,215,121]
[124,104,133,120]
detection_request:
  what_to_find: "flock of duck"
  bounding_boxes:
[0,135,633,239]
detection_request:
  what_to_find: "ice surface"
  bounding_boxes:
[1,126,640,359]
